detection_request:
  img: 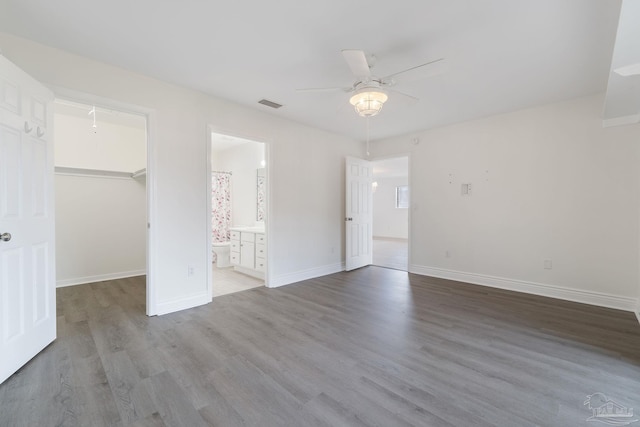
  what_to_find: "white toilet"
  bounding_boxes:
[212,241,231,268]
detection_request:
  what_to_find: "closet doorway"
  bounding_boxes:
[209,132,268,297]
[371,156,409,271]
[53,99,148,305]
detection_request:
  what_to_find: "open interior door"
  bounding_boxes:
[345,156,373,271]
[0,55,56,384]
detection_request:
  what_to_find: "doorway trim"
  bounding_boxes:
[206,125,272,299]
[49,85,158,315]
[368,153,412,271]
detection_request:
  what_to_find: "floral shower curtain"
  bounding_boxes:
[212,172,232,243]
[257,175,266,222]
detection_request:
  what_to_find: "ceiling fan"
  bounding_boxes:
[297,49,447,118]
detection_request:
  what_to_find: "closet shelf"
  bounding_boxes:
[55,166,146,180]
[131,168,147,180]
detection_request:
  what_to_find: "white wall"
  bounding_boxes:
[371,94,640,311]
[373,177,409,239]
[55,175,146,286]
[54,105,147,286]
[0,33,362,314]
[212,142,264,227]
[54,110,146,171]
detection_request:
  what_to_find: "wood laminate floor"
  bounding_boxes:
[1,267,639,426]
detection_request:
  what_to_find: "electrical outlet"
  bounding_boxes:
[188,265,195,277]
[544,259,552,270]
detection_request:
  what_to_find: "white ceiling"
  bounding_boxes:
[0,0,623,141]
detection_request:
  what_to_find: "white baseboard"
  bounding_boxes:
[409,265,637,312]
[56,269,146,288]
[155,292,211,316]
[269,262,345,288]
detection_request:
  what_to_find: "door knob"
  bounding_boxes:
[0,232,11,242]
[345,217,353,221]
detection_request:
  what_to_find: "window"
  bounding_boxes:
[395,185,409,209]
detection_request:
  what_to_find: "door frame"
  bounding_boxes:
[368,153,412,272]
[206,125,272,299]
[49,86,158,315]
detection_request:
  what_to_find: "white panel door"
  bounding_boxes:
[345,157,372,271]
[0,55,55,384]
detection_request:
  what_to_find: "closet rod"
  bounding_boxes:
[212,170,232,175]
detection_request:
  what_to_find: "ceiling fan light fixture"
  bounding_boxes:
[349,89,388,117]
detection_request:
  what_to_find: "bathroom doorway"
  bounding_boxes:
[371,156,409,271]
[209,132,267,297]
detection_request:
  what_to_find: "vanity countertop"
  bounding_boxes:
[230,226,265,233]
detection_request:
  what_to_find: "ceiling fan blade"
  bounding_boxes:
[382,58,447,85]
[614,63,640,76]
[387,88,420,103]
[296,86,352,93]
[378,88,420,114]
[342,49,371,78]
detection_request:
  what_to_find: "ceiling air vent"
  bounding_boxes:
[258,99,283,109]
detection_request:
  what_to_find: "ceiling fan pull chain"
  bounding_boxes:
[366,117,370,157]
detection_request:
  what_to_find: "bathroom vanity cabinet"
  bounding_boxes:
[255,233,266,272]
[230,228,265,279]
